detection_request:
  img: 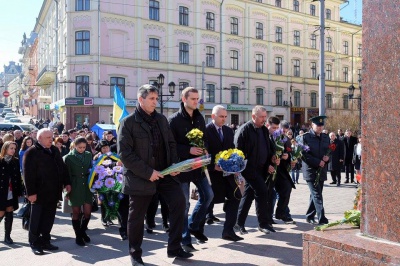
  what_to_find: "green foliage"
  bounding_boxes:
[315,210,361,231]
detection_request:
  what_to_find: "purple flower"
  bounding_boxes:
[95,165,105,173]
[105,167,114,176]
[92,180,103,189]
[98,194,105,201]
[104,177,116,188]
[113,165,123,173]
[98,172,107,180]
[102,159,112,166]
[108,201,115,207]
[118,193,125,200]
[116,174,123,183]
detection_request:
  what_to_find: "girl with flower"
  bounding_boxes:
[63,137,93,246]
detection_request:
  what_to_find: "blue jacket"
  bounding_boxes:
[298,130,330,182]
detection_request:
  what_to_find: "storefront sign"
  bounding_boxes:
[65,97,93,106]
[126,100,137,106]
[227,104,251,111]
[291,107,305,112]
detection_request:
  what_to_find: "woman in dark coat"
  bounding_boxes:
[63,137,93,246]
[0,141,23,244]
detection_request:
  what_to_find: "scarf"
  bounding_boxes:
[4,155,12,163]
[74,150,85,162]
[137,105,162,158]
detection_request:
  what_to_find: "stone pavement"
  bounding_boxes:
[0,177,358,266]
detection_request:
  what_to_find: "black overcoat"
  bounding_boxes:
[327,138,345,171]
[0,158,23,210]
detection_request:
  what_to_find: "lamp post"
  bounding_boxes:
[348,77,362,131]
[156,73,176,116]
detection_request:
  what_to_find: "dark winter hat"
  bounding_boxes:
[95,140,110,152]
[309,115,327,126]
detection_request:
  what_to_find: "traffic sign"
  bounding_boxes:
[199,104,204,112]
[2,91,10,97]
[199,99,204,104]
[44,104,50,110]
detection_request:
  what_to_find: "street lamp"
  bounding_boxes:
[156,73,175,115]
[348,77,362,131]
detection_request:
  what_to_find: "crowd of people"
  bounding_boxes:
[0,84,362,266]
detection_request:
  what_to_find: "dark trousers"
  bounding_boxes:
[128,177,185,260]
[274,176,292,218]
[222,177,241,233]
[117,194,129,235]
[29,203,57,246]
[306,180,328,224]
[345,163,355,182]
[146,193,169,226]
[237,171,271,228]
[330,170,341,184]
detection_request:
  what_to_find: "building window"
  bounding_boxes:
[75,31,90,55]
[358,69,362,81]
[231,86,239,104]
[76,76,89,97]
[343,67,349,82]
[110,77,125,97]
[311,92,317,107]
[294,91,300,107]
[326,9,332,20]
[311,62,317,79]
[275,57,283,75]
[149,0,159,21]
[149,38,159,61]
[326,94,332,108]
[76,0,90,11]
[343,94,349,109]
[275,0,282,7]
[293,59,300,77]
[206,84,215,103]
[256,22,263,39]
[179,6,189,26]
[358,43,362,56]
[231,114,239,125]
[294,30,300,46]
[231,50,238,70]
[293,0,299,11]
[206,46,215,67]
[276,89,283,106]
[179,42,189,64]
[310,4,316,16]
[256,88,263,105]
[231,17,238,35]
[326,37,332,52]
[310,34,317,49]
[343,41,349,55]
[276,26,283,43]
[179,82,189,96]
[326,64,332,80]
[256,54,263,73]
[206,12,215,31]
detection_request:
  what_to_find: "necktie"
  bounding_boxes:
[218,128,224,142]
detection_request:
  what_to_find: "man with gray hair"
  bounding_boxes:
[23,128,71,255]
[14,130,23,152]
[118,84,191,265]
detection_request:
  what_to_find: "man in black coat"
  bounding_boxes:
[343,129,358,183]
[234,106,277,235]
[118,85,191,265]
[205,105,243,241]
[168,87,213,252]
[328,132,345,186]
[298,116,330,225]
[23,128,71,255]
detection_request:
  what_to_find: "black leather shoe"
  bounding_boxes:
[189,229,208,242]
[42,243,59,251]
[344,180,350,183]
[282,217,296,224]
[162,223,170,232]
[212,216,220,222]
[266,224,276,232]
[329,182,337,184]
[31,245,44,255]
[130,257,145,266]
[182,244,197,253]
[337,183,341,186]
[168,248,194,259]
[233,224,248,235]
[306,217,318,225]
[206,218,214,225]
[258,226,272,234]
[222,232,244,242]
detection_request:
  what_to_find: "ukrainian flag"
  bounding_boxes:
[112,85,129,128]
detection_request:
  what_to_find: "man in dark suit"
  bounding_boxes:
[205,105,243,241]
[328,132,345,186]
[343,129,358,183]
[23,128,71,255]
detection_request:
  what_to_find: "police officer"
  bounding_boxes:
[298,116,330,225]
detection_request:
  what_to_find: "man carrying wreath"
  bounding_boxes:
[118,84,192,266]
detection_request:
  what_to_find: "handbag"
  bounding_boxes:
[92,194,99,212]
[21,202,31,230]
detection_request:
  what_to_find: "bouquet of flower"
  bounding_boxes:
[314,143,337,186]
[270,129,288,182]
[315,210,361,231]
[215,148,247,185]
[159,154,211,176]
[88,152,124,220]
[286,141,310,172]
[186,128,211,185]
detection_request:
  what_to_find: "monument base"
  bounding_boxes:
[303,226,400,265]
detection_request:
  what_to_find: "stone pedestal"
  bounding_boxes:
[303,0,400,264]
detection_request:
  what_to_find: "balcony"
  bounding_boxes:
[36,65,56,86]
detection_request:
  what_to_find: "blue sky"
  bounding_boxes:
[0,0,362,71]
